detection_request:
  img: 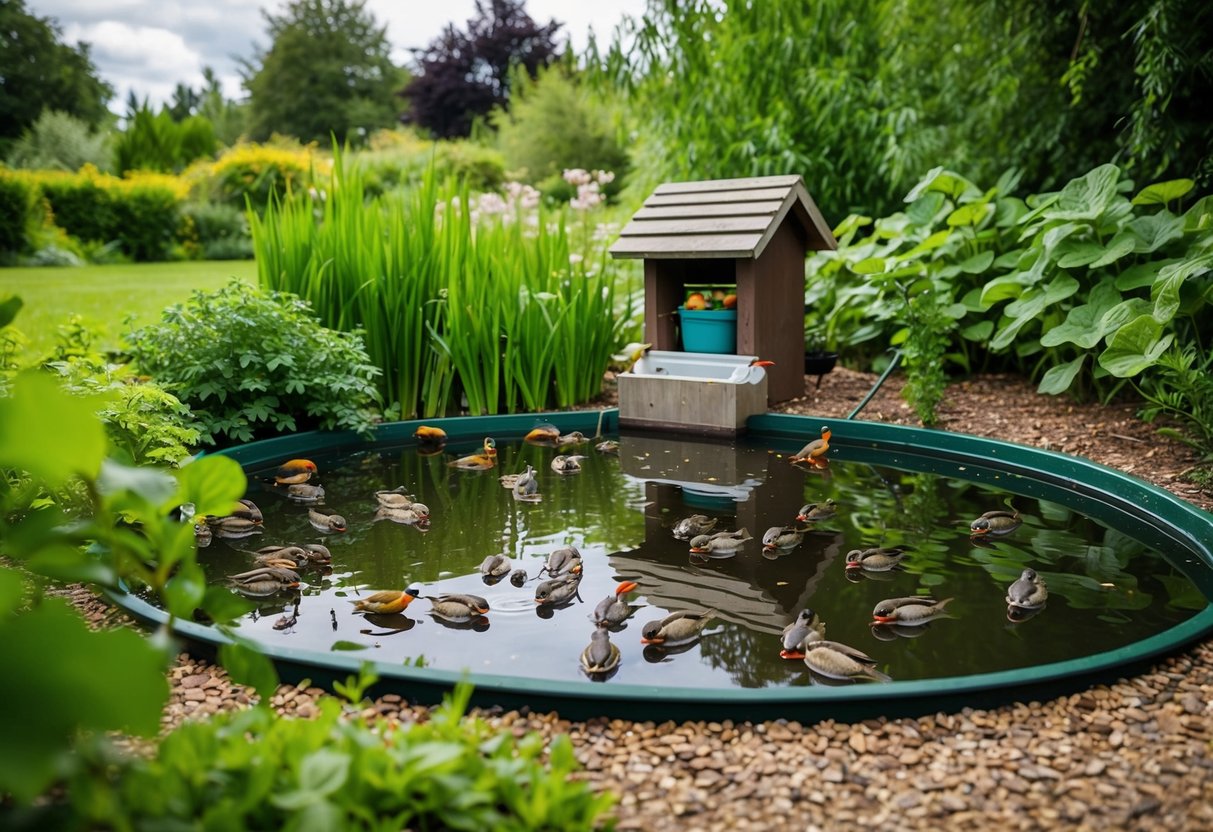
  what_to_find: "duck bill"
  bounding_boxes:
[778,649,805,660]
[969,527,989,537]
[639,636,664,645]
[616,581,639,594]
[689,547,709,554]
[872,615,897,623]
[753,360,776,367]
[762,544,777,553]
[795,514,809,522]
[844,562,862,571]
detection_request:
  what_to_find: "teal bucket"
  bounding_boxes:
[679,307,737,353]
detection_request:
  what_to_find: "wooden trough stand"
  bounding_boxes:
[609,174,836,434]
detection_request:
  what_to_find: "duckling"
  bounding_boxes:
[1006,568,1048,610]
[796,499,837,523]
[970,509,1022,537]
[271,459,318,485]
[639,609,715,647]
[672,514,718,540]
[227,565,300,597]
[762,525,806,553]
[479,554,512,577]
[449,437,497,470]
[591,581,639,627]
[523,423,561,444]
[413,425,448,457]
[557,431,588,448]
[595,439,620,455]
[425,593,490,622]
[689,528,752,557]
[230,498,264,524]
[352,587,420,615]
[373,503,430,526]
[535,573,582,606]
[727,358,775,384]
[802,637,892,683]
[207,515,263,539]
[871,596,954,626]
[541,546,582,577]
[307,507,347,533]
[580,628,622,675]
[789,426,831,464]
[844,547,909,573]
[374,486,416,509]
[286,484,325,504]
[550,454,587,474]
[255,543,331,566]
[780,608,826,659]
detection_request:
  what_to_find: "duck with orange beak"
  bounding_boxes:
[591,581,640,627]
[871,596,953,626]
[449,437,497,470]
[970,509,1022,537]
[640,609,715,647]
[307,507,347,533]
[727,358,775,385]
[580,628,622,675]
[844,546,909,573]
[789,426,831,465]
[271,459,318,485]
[796,499,837,523]
[779,608,826,659]
[425,593,490,623]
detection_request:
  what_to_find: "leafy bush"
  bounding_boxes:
[113,103,217,174]
[197,140,325,212]
[5,109,113,173]
[1138,344,1213,463]
[178,201,253,260]
[0,168,39,258]
[360,130,506,195]
[126,279,381,443]
[49,684,614,831]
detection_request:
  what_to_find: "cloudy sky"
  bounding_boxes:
[29,0,648,113]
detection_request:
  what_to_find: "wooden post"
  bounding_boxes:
[645,260,682,350]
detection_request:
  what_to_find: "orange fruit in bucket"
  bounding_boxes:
[722,293,737,309]
[685,292,707,310]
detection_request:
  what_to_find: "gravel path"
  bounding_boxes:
[64,370,1213,830]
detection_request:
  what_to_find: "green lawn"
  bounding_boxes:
[3,260,257,359]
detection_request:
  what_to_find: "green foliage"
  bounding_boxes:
[42,317,202,466]
[43,683,613,831]
[0,169,39,259]
[179,201,253,260]
[242,0,405,145]
[897,288,954,426]
[126,279,381,443]
[0,0,114,154]
[360,130,506,196]
[492,65,628,193]
[251,151,631,419]
[812,164,1212,401]
[1137,344,1213,461]
[0,369,254,803]
[113,103,217,174]
[5,110,113,173]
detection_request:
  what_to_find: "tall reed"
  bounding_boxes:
[250,150,630,418]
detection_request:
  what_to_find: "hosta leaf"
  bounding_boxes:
[1131,179,1194,206]
[1152,254,1213,324]
[1114,260,1169,291]
[851,257,886,274]
[905,192,945,226]
[1099,316,1174,377]
[905,167,979,202]
[1098,298,1151,335]
[1089,231,1137,269]
[958,251,995,274]
[1181,195,1213,233]
[1044,164,1121,221]
[1128,212,1184,254]
[1040,281,1121,349]
[1056,241,1106,268]
[946,202,993,227]
[1037,355,1086,395]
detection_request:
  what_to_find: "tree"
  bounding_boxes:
[0,0,113,154]
[241,0,403,145]
[402,0,562,139]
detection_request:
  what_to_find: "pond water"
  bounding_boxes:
[189,432,1208,688]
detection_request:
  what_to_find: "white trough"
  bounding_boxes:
[618,350,768,435]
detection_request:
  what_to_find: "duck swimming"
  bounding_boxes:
[789,426,831,465]
[970,509,1022,537]
[796,499,837,523]
[580,628,622,675]
[253,544,332,568]
[689,528,751,557]
[374,486,416,509]
[595,440,620,455]
[272,459,318,485]
[207,515,263,539]
[550,454,587,474]
[871,596,954,626]
[535,573,582,606]
[780,608,826,659]
[523,423,560,444]
[801,636,892,683]
[286,484,325,504]
[449,437,497,470]
[352,588,420,615]
[762,525,806,553]
[227,565,300,597]
[591,581,639,627]
[844,547,909,572]
[307,507,347,533]
[1006,568,1048,610]
[373,503,430,526]
[479,554,512,577]
[640,609,715,647]
[413,426,447,456]
[541,546,582,577]
[672,514,718,539]
[425,593,490,622]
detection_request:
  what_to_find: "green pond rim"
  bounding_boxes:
[108,409,1213,721]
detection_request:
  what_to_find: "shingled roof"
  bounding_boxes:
[609,174,836,260]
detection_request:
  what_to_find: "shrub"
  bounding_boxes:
[126,279,381,444]
[198,139,325,212]
[178,201,252,260]
[113,104,217,174]
[359,129,506,195]
[5,109,112,173]
[0,168,39,258]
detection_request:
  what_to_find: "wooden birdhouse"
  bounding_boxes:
[609,175,836,404]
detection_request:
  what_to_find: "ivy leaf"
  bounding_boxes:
[1099,316,1174,377]
[1037,355,1086,395]
[1131,179,1194,206]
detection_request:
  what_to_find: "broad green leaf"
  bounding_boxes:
[330,640,369,651]
[851,257,886,274]
[1098,298,1151,334]
[1128,212,1184,254]
[200,585,254,624]
[1040,281,1121,349]
[979,273,1028,306]
[946,202,992,227]
[219,639,279,703]
[0,372,106,488]
[164,561,207,619]
[905,192,944,226]
[26,545,117,587]
[905,167,979,202]
[1037,355,1086,395]
[1114,260,1168,291]
[1089,231,1137,269]
[960,320,993,341]
[904,229,952,258]
[991,276,1080,350]
[0,568,25,615]
[98,459,178,505]
[1181,195,1213,233]
[1152,255,1213,324]
[1131,179,1194,206]
[1056,241,1107,268]
[299,749,350,796]
[958,251,994,274]
[0,600,169,802]
[170,454,247,518]
[1044,164,1121,221]
[0,295,23,329]
[1099,316,1174,377]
